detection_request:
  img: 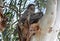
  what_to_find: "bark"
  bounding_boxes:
[0,0,3,32]
[30,0,59,41]
[0,0,5,32]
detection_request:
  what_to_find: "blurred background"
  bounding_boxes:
[0,0,60,41]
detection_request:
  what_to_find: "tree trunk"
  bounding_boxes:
[0,0,3,31]
[30,0,59,41]
[0,0,5,32]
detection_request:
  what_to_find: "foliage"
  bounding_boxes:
[35,0,47,11]
[2,0,47,41]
